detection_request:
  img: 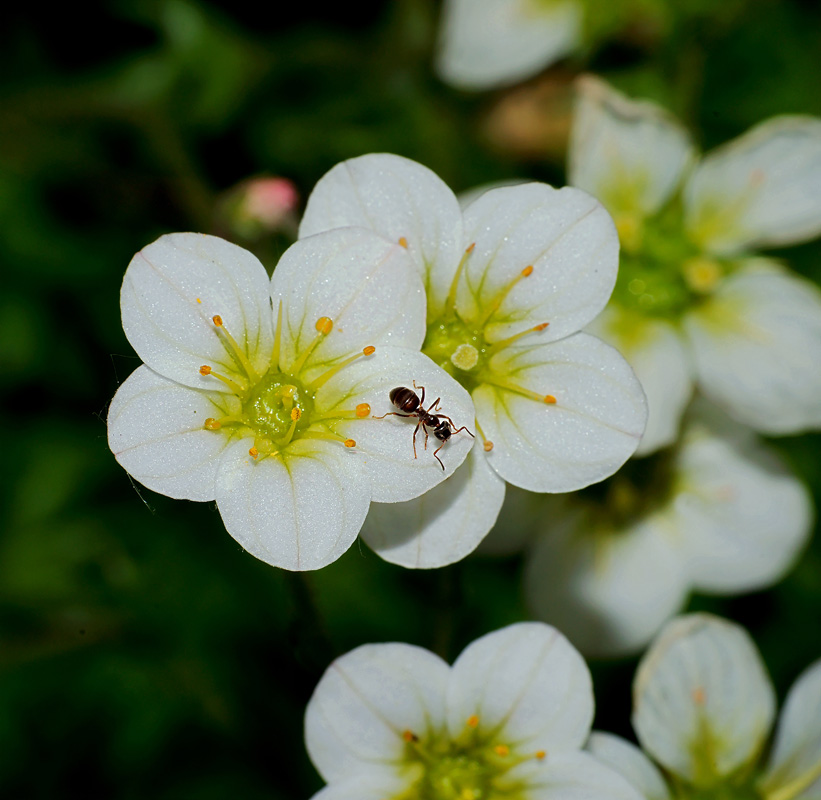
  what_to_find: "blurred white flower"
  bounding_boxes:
[522,406,812,657]
[300,153,647,569]
[108,230,473,571]
[621,614,821,800]
[304,622,644,800]
[570,76,821,454]
[436,0,583,90]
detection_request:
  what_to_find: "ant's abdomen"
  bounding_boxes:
[389,387,420,413]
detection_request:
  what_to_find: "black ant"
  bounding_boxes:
[373,381,474,470]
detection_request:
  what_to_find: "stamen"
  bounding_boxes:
[311,402,371,423]
[301,430,357,448]
[272,299,283,370]
[402,730,418,743]
[476,265,535,328]
[290,316,335,375]
[249,446,259,459]
[253,435,278,458]
[196,298,202,304]
[398,236,409,249]
[474,419,494,452]
[444,242,476,313]
[494,745,510,757]
[309,346,376,390]
[486,322,549,356]
[211,315,260,382]
[535,750,546,760]
[466,715,479,729]
[277,408,300,448]
[482,375,558,405]
[203,415,244,431]
[199,365,246,394]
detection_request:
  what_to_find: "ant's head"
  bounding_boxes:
[432,419,452,441]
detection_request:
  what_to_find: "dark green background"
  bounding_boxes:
[1,1,820,796]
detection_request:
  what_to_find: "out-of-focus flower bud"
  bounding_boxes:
[218,176,300,240]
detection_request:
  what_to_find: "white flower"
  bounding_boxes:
[300,153,647,569]
[107,230,474,571]
[523,405,812,657]
[436,0,583,90]
[623,614,821,800]
[304,621,645,800]
[570,76,821,454]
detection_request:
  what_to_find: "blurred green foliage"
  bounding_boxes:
[1,0,820,796]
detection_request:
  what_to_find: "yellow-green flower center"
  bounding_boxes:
[422,316,489,394]
[242,372,315,442]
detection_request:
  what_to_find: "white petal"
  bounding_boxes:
[360,443,505,568]
[107,365,234,501]
[633,613,776,786]
[674,419,812,593]
[760,660,821,800]
[309,768,412,800]
[570,76,694,218]
[304,642,449,782]
[525,505,690,658]
[684,116,821,254]
[298,153,464,319]
[435,0,582,90]
[473,333,647,492]
[446,622,593,752]
[587,732,672,800]
[318,347,475,503]
[588,306,693,456]
[501,749,645,800]
[272,227,426,374]
[684,268,821,433]
[121,233,274,391]
[460,184,619,343]
[214,437,369,571]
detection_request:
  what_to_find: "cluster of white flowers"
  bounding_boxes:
[109,154,648,571]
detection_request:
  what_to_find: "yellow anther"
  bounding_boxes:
[196,298,202,304]
[398,236,409,249]
[535,750,546,760]
[476,264,536,327]
[494,745,510,757]
[291,407,302,421]
[486,321,550,356]
[356,403,371,418]
[693,687,706,705]
[521,265,534,277]
[316,316,333,335]
[200,365,212,375]
[204,417,221,430]
[363,345,376,356]
[402,730,417,743]
[466,715,479,729]
[465,242,476,254]
[344,439,356,448]
[249,446,259,459]
[534,322,549,331]
[483,440,494,452]
[212,315,223,327]
[309,345,376,390]
[544,394,557,404]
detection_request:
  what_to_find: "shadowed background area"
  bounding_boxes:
[1,1,820,796]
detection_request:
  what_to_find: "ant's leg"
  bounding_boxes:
[427,396,441,413]
[424,425,429,451]
[412,421,421,459]
[433,444,445,471]
[413,380,426,406]
[372,411,413,420]
[450,425,475,438]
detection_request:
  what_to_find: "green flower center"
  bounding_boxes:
[609,202,736,320]
[199,313,374,459]
[422,315,489,394]
[392,719,540,800]
[242,371,315,442]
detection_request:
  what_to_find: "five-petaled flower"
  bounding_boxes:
[570,76,821,454]
[107,229,474,571]
[587,614,821,800]
[517,403,812,657]
[305,622,644,800]
[300,153,648,568]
